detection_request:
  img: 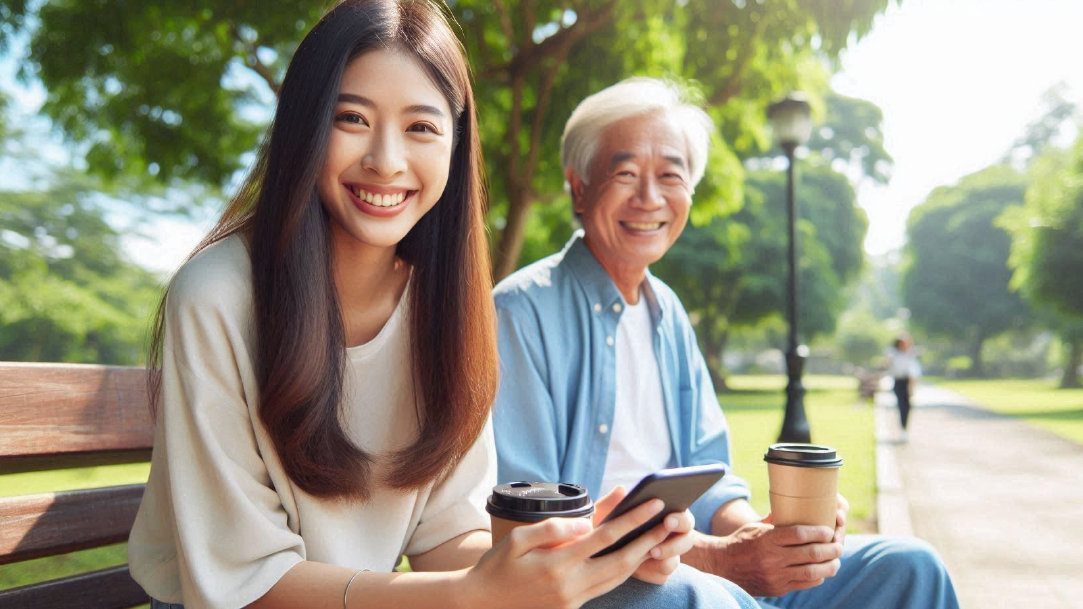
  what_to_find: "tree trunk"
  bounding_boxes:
[493,187,532,281]
[1060,338,1082,389]
[700,325,730,392]
[968,330,985,377]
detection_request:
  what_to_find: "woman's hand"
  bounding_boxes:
[461,494,673,609]
[590,488,695,585]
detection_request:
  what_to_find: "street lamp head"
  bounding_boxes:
[767,92,812,149]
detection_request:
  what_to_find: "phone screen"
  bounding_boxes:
[591,463,726,557]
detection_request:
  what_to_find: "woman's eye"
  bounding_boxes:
[408,122,440,135]
[336,113,367,126]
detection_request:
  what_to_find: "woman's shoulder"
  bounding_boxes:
[166,234,253,319]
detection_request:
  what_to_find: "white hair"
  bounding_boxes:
[560,77,713,189]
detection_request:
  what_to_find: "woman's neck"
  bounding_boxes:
[329,231,410,347]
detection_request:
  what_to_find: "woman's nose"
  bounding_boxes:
[362,129,407,177]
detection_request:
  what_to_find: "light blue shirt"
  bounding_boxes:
[492,231,751,533]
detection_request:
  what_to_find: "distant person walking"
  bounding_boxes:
[887,334,921,440]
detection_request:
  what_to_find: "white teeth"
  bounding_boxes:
[625,222,662,231]
[350,187,407,207]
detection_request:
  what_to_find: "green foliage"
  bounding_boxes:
[807,92,892,184]
[1002,126,1083,387]
[0,0,898,278]
[654,156,869,378]
[0,171,160,364]
[902,165,1033,375]
[833,309,893,369]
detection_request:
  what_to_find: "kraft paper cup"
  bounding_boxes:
[764,444,843,528]
[486,482,594,544]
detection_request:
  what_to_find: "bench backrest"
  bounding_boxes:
[0,362,153,609]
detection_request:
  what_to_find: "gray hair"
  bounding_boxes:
[560,77,714,189]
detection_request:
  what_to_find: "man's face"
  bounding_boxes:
[570,111,693,277]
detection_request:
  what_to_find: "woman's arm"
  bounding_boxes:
[409,530,492,572]
[250,498,676,609]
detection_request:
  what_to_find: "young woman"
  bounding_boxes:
[128,2,751,608]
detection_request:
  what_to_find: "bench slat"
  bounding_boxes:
[0,484,145,564]
[0,362,154,458]
[0,564,149,609]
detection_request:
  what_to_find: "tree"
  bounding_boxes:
[0,170,161,364]
[653,160,868,387]
[1,0,898,278]
[902,166,1032,376]
[1002,130,1083,387]
[651,91,884,387]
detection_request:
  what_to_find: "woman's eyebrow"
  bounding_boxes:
[336,93,446,118]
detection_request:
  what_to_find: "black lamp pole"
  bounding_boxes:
[768,94,812,444]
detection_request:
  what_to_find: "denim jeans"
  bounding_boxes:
[756,535,960,609]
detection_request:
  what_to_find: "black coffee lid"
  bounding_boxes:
[764,443,843,468]
[486,482,594,522]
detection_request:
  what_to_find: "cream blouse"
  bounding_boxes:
[128,235,494,609]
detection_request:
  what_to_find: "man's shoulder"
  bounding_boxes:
[493,250,573,309]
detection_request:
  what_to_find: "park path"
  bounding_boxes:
[874,383,1083,608]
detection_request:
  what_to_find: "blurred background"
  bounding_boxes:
[2,0,1081,388]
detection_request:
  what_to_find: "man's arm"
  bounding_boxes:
[682,499,845,597]
[491,301,562,484]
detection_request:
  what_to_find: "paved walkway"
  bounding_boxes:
[874,384,1083,608]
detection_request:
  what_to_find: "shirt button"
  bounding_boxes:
[612,303,622,313]
[606,336,614,347]
[593,303,602,313]
[598,423,609,434]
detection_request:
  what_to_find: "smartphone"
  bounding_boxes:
[591,463,727,557]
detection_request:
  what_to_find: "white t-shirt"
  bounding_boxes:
[128,235,494,609]
[600,290,673,494]
[887,346,922,379]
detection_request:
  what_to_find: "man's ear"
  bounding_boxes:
[566,167,586,214]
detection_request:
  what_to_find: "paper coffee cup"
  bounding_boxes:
[764,444,842,528]
[486,482,594,544]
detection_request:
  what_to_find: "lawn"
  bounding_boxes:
[932,377,1083,445]
[720,374,877,534]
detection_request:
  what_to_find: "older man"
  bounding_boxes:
[492,78,959,609]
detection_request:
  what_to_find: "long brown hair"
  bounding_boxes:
[149,0,496,500]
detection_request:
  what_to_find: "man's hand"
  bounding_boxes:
[711,522,842,597]
[833,494,850,547]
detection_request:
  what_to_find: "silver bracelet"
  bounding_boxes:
[343,569,364,609]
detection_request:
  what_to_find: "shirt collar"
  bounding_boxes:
[561,230,666,324]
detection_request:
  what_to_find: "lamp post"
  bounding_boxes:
[767,92,813,444]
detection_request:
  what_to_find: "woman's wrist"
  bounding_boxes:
[450,567,483,609]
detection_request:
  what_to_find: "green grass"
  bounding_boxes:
[720,374,877,534]
[933,378,1083,445]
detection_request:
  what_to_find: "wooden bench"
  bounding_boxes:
[0,362,153,609]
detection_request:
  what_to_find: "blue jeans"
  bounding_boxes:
[756,535,960,609]
[152,564,757,609]
[585,563,758,609]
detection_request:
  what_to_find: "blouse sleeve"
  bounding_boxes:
[403,418,496,557]
[146,248,305,609]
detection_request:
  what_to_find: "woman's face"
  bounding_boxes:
[318,48,455,255]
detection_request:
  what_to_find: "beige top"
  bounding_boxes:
[128,235,495,609]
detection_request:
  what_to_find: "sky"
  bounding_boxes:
[4,0,1083,270]
[831,0,1083,255]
